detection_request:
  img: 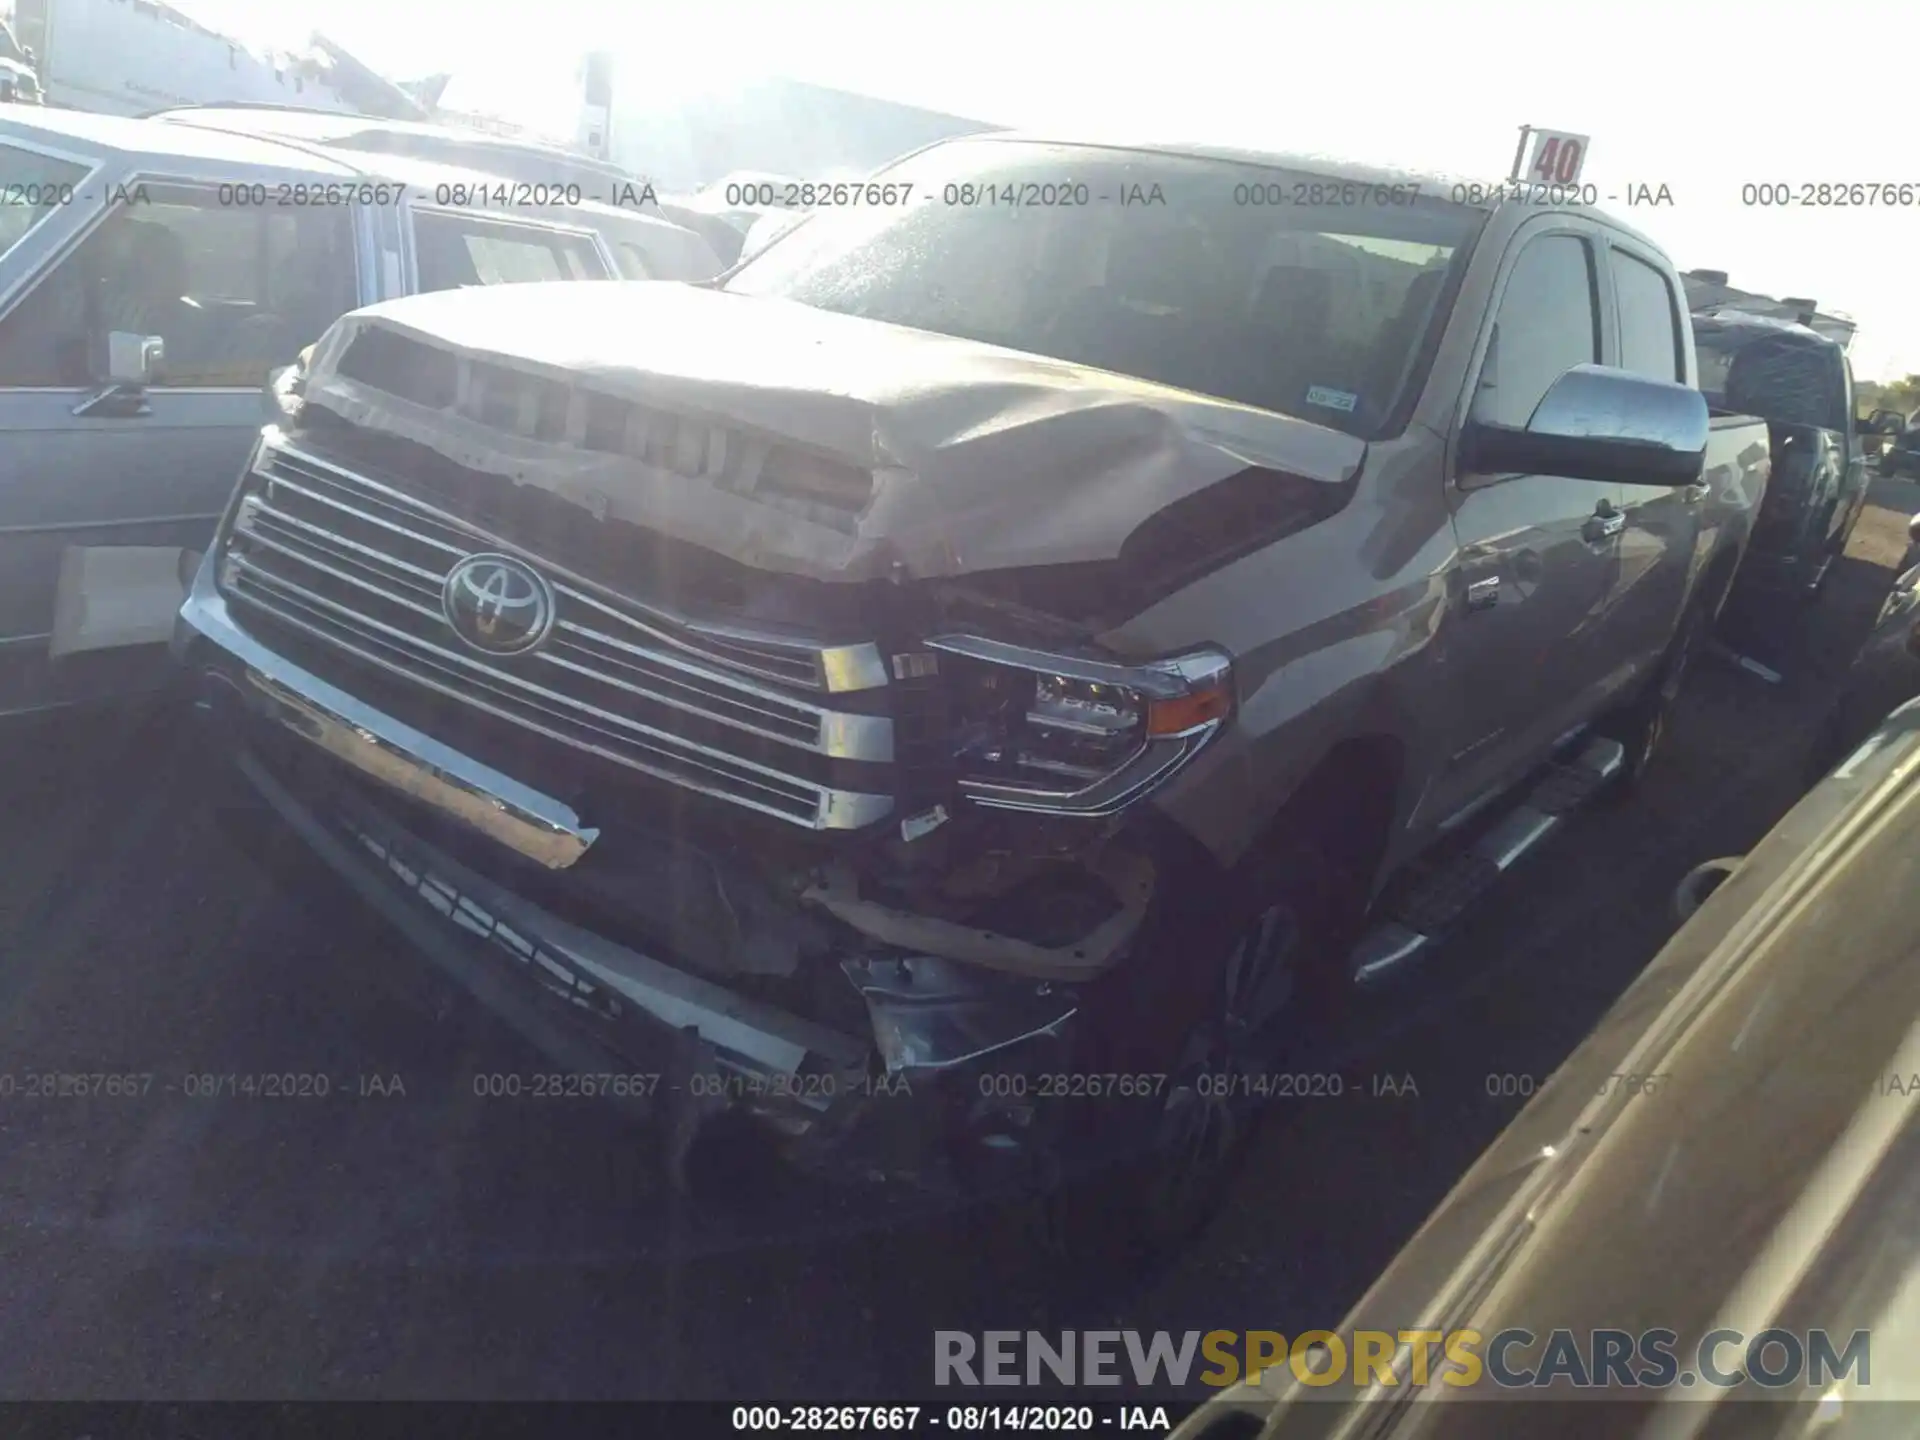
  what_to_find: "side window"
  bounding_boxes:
[0,191,356,388]
[1610,249,1684,383]
[411,212,608,294]
[615,240,653,280]
[1470,234,1599,430]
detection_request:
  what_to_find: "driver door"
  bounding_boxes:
[0,169,363,715]
[1422,221,1625,829]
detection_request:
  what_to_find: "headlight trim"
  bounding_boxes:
[926,634,1233,817]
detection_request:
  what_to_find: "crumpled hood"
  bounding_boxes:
[301,281,1366,583]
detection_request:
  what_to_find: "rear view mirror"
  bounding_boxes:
[1463,364,1709,487]
[106,331,163,388]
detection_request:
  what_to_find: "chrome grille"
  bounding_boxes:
[219,437,895,831]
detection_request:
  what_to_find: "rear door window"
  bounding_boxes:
[1609,249,1684,383]
[411,212,609,293]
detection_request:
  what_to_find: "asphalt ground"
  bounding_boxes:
[0,486,1914,1400]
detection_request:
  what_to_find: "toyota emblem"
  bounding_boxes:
[442,553,555,656]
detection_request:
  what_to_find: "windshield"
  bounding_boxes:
[725,139,1484,439]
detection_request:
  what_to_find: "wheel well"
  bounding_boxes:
[1084,734,1406,1070]
[1255,734,1405,902]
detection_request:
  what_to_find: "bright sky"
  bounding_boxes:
[179,0,1920,381]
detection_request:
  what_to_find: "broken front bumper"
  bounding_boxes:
[174,583,1085,1196]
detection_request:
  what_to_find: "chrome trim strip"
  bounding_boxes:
[247,671,597,871]
[0,510,225,536]
[261,437,889,693]
[230,531,443,622]
[243,488,458,577]
[927,633,1194,701]
[545,632,818,733]
[181,589,599,870]
[958,731,1213,817]
[258,466,467,557]
[1349,922,1428,988]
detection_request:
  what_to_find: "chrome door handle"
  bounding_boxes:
[1466,576,1501,611]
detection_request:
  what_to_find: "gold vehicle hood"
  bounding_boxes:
[299,280,1365,584]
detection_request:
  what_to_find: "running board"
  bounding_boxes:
[1346,735,1627,989]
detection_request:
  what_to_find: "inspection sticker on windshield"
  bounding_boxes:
[1305,385,1359,413]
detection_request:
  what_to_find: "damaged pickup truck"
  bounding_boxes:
[172,136,1771,1244]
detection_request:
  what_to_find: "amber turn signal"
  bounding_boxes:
[1146,683,1232,737]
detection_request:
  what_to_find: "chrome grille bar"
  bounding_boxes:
[218,436,896,831]
[227,562,841,825]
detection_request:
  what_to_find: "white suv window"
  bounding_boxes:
[0,187,357,388]
[411,212,608,293]
[0,145,90,264]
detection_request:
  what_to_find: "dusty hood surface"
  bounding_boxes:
[301,281,1366,583]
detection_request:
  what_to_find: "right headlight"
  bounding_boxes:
[927,635,1233,817]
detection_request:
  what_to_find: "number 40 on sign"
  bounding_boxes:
[1509,126,1589,186]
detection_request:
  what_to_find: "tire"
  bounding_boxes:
[1599,587,1715,793]
[1027,834,1355,1276]
[1807,493,1868,602]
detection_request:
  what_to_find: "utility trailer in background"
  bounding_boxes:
[10,0,416,118]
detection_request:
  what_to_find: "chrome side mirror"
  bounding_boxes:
[73,332,165,418]
[106,330,163,387]
[1464,365,1710,487]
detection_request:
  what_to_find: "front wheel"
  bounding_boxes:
[1029,839,1350,1274]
